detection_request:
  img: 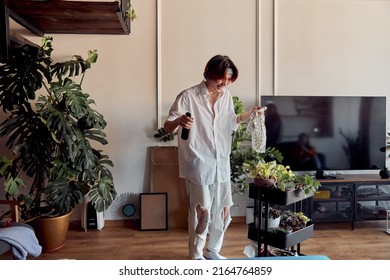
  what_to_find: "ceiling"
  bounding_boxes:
[4,0,131,35]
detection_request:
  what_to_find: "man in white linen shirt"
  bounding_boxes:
[164,55,261,260]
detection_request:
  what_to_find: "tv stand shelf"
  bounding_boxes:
[311,174,390,229]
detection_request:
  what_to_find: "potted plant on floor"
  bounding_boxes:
[0,37,117,251]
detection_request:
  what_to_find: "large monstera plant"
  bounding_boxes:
[0,37,116,221]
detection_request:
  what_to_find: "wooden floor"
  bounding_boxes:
[2,218,390,260]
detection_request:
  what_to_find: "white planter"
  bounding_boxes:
[267,216,281,229]
[246,206,254,224]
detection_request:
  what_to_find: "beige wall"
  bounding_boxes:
[159,0,258,126]
[3,0,390,219]
[275,0,390,95]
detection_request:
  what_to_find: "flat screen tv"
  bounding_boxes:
[261,96,386,176]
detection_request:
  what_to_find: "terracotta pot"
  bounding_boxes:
[254,178,276,188]
[30,210,72,252]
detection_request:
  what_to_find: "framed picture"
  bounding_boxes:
[140,192,168,230]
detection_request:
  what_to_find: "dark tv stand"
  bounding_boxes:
[318,175,338,180]
[311,174,390,230]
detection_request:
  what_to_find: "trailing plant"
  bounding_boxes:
[231,96,249,151]
[0,37,117,221]
[125,4,138,22]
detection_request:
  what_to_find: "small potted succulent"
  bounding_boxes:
[266,207,282,229]
[257,206,282,229]
[267,207,282,219]
[280,211,310,232]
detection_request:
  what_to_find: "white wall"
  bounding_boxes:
[275,0,390,95]
[2,0,390,219]
[159,0,258,126]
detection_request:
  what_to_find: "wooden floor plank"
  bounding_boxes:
[1,220,390,260]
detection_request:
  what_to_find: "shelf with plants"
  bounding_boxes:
[249,183,314,205]
[248,183,316,257]
[248,219,314,249]
[242,148,320,257]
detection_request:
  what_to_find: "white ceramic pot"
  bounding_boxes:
[267,216,281,229]
[246,206,254,224]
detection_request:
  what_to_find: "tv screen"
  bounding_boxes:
[261,96,386,174]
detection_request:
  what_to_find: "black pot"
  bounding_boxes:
[379,167,390,179]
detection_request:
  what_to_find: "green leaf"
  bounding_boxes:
[45,179,85,215]
[4,174,26,195]
[154,127,176,142]
[89,176,116,212]
[88,50,98,64]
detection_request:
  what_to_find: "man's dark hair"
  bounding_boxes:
[203,55,238,82]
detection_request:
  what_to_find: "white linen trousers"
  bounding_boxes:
[187,180,233,260]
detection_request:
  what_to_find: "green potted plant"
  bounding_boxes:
[0,37,117,250]
[243,158,320,195]
[267,211,311,235]
[268,207,282,219]
[264,206,282,229]
[230,96,284,195]
[279,211,310,232]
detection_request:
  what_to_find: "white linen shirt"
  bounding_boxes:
[166,81,238,186]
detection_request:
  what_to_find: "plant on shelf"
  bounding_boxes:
[125,4,138,22]
[0,37,117,223]
[279,211,310,232]
[264,206,282,219]
[242,158,320,195]
[267,211,311,234]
